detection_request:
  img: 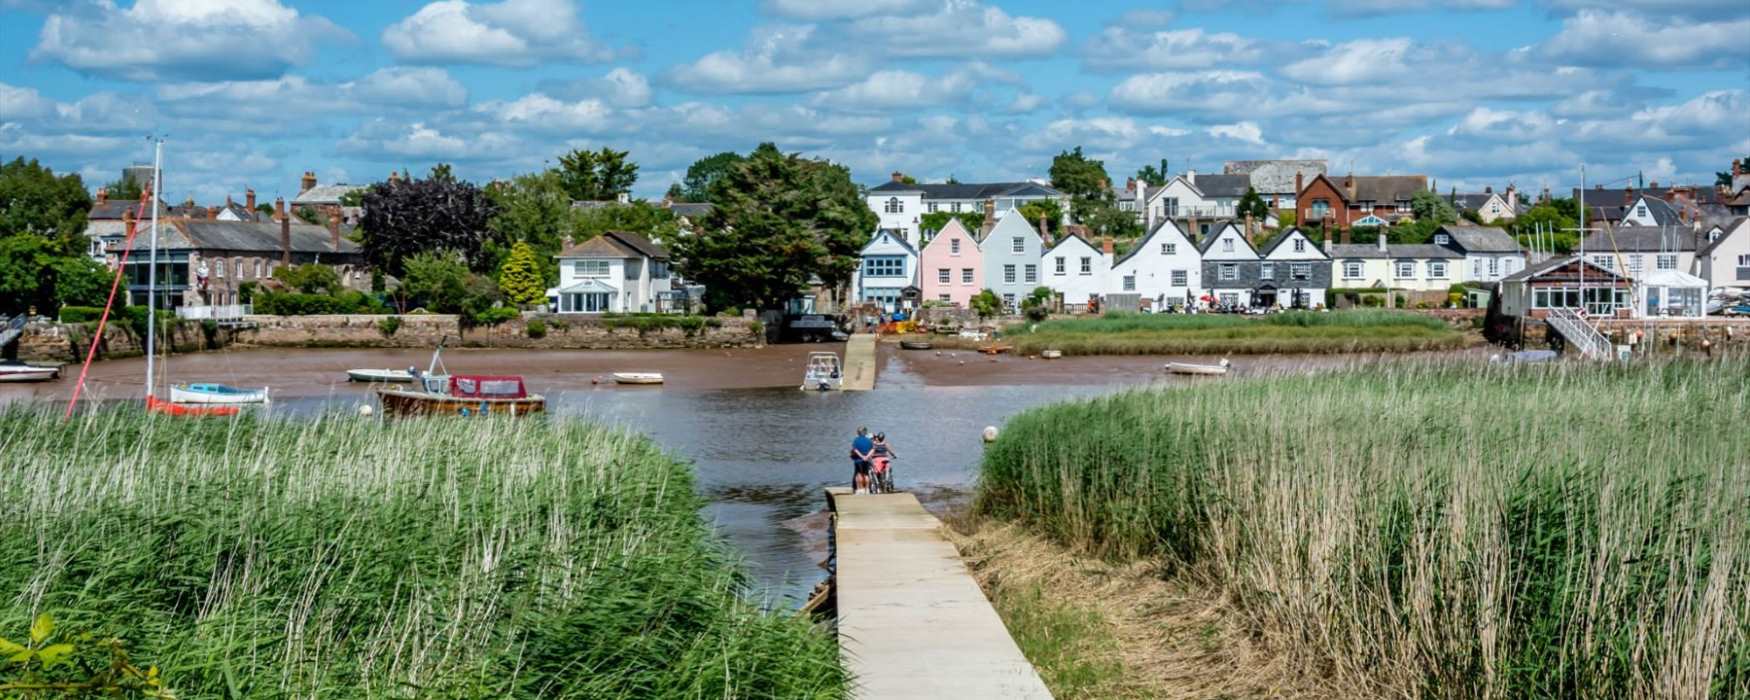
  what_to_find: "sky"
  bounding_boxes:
[2,0,1746,206]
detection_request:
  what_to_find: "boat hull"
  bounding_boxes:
[0,365,59,383]
[146,396,239,417]
[1165,363,1229,376]
[612,373,664,385]
[170,385,270,404]
[898,340,933,350]
[377,389,547,417]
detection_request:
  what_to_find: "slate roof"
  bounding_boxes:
[159,220,359,255]
[667,202,714,219]
[1502,255,1623,283]
[560,231,670,260]
[1259,228,1328,258]
[292,184,362,205]
[89,199,169,220]
[1437,225,1520,253]
[860,228,919,256]
[867,180,1064,200]
[1350,176,1428,202]
[1329,243,1460,259]
[1450,193,1497,211]
[1184,174,1251,198]
[1622,196,1682,227]
[1698,217,1748,256]
[1196,223,1256,255]
[1224,160,1327,195]
[1582,224,1700,253]
[605,231,669,260]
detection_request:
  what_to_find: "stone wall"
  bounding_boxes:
[15,319,228,364]
[235,314,458,349]
[230,313,763,350]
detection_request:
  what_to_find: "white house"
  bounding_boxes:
[852,228,920,313]
[1329,234,1461,292]
[1449,187,1523,223]
[1696,217,1750,292]
[1042,234,1109,311]
[549,231,675,314]
[1433,225,1526,282]
[1259,227,1332,308]
[1111,220,1202,309]
[865,173,1068,248]
[1580,225,1700,281]
[1144,171,1251,225]
[1617,195,1684,228]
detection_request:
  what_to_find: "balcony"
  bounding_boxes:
[175,304,253,321]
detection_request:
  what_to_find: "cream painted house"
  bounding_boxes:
[1329,233,1460,292]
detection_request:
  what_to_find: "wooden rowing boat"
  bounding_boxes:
[1165,359,1231,376]
[0,363,59,383]
[612,372,665,385]
[377,389,546,416]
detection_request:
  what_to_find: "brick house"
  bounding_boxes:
[1294,173,1429,233]
[116,197,366,309]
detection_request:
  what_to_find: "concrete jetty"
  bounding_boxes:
[842,334,877,391]
[827,488,1053,699]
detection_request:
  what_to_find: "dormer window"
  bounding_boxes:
[1222,238,1234,253]
[1434,234,1450,245]
[1636,204,1648,218]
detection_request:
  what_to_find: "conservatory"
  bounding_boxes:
[1638,269,1709,319]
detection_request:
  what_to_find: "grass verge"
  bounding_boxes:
[942,309,1467,356]
[977,359,1750,698]
[0,409,844,698]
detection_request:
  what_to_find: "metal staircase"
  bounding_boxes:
[0,315,24,349]
[1545,308,1610,359]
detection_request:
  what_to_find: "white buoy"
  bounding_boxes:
[982,426,998,443]
[358,404,374,417]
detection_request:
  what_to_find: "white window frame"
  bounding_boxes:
[1170,270,1187,287]
[1222,238,1235,253]
[885,197,903,214]
[1003,264,1016,284]
[1054,257,1065,275]
[575,259,612,278]
[961,268,974,284]
[1434,234,1449,245]
[1293,238,1306,253]
[1024,264,1037,283]
[1395,261,1415,279]
[1345,261,1363,279]
[1290,263,1311,280]
[1429,261,1447,279]
[1656,254,1677,271]
[1162,243,1176,255]
[1122,275,1136,291]
[1219,264,1238,281]
[1260,263,1275,279]
[938,268,950,284]
[1079,257,1091,275]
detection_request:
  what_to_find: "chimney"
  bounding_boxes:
[328,212,342,252]
[980,199,996,237]
[1377,232,1388,253]
[300,171,317,194]
[891,171,904,183]
[1623,187,1635,205]
[280,205,292,265]
[1188,215,1199,243]
[1506,184,1518,212]
[206,206,218,220]
[1344,174,1356,200]
[1484,185,1492,194]
[1101,236,1114,256]
[1245,212,1255,240]
[274,196,286,222]
[246,188,256,214]
[1186,169,1196,185]
[96,187,107,205]
[1295,172,1304,196]
[1322,235,1332,254]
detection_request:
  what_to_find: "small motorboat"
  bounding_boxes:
[899,339,933,350]
[170,383,270,404]
[347,368,451,384]
[0,362,59,383]
[1165,359,1232,376]
[1040,350,1063,360]
[377,374,545,417]
[146,396,239,417]
[801,352,843,391]
[612,372,665,385]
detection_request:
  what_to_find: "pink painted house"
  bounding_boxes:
[919,218,984,307]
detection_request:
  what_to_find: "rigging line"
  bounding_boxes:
[64,183,155,420]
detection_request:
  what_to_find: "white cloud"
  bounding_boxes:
[382,0,612,66]
[1282,38,1414,85]
[762,0,925,19]
[339,120,521,161]
[1084,25,1266,70]
[1541,10,1750,68]
[29,0,346,81]
[851,0,1066,57]
[482,94,616,132]
[537,68,653,108]
[347,67,468,108]
[1328,0,1513,14]
[812,70,974,109]
[1108,71,1274,114]
[1207,121,1265,145]
[1007,92,1045,114]
[1445,107,1559,141]
[671,25,867,94]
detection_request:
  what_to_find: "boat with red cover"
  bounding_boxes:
[377,374,546,417]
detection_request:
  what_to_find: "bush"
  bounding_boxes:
[526,319,547,339]
[58,306,104,323]
[272,264,341,295]
[378,316,401,337]
[600,313,710,335]
[470,306,519,327]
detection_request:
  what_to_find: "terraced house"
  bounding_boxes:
[1295,173,1428,231]
[981,213,1046,311]
[1041,233,1109,311]
[1109,220,1201,310]
[1258,228,1332,309]
[1329,233,1460,294]
[918,219,983,308]
[1199,223,1263,308]
[851,228,919,313]
[866,173,1068,248]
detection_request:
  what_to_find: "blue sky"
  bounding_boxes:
[2,0,1745,205]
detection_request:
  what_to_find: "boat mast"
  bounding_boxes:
[1578,164,1585,313]
[146,139,162,400]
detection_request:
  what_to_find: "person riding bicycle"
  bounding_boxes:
[869,433,897,493]
[850,427,874,494]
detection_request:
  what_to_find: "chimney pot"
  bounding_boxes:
[300,171,317,194]
[1186,169,1196,184]
[207,206,218,220]
[280,207,292,265]
[891,171,904,183]
[274,196,286,222]
[96,187,108,204]
[329,213,342,252]
[246,188,257,213]
[1101,236,1114,256]
[1377,232,1388,253]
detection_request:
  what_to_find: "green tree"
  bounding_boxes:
[1411,189,1458,225]
[271,263,341,295]
[1512,201,1580,253]
[1718,156,1748,188]
[2,157,92,241]
[1017,199,1064,235]
[1236,186,1269,221]
[104,175,144,204]
[1049,147,1115,223]
[1079,201,1141,239]
[555,147,638,201]
[672,143,876,312]
[359,169,498,277]
[399,252,469,313]
[969,289,1000,320]
[1133,158,1169,185]
[681,151,744,202]
[664,183,684,201]
[497,240,546,307]
[0,235,110,314]
[427,163,456,184]
[485,171,574,285]
[573,201,680,245]
[920,211,983,236]
[294,205,321,225]
[1020,286,1054,322]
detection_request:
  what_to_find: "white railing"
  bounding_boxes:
[1545,308,1610,359]
[176,304,253,321]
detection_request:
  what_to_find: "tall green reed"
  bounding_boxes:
[978,359,1749,698]
[0,409,844,699]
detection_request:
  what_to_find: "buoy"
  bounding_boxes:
[982,426,998,443]
[358,404,373,417]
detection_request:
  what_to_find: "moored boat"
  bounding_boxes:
[1165,359,1232,376]
[0,363,60,383]
[347,368,452,384]
[1039,350,1063,360]
[170,383,270,404]
[801,352,843,391]
[612,372,665,385]
[377,374,546,417]
[898,340,933,350]
[977,344,1013,355]
[146,396,239,417]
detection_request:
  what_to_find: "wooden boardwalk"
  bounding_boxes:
[841,334,877,391]
[827,488,1053,699]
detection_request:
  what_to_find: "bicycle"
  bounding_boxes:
[871,457,896,494]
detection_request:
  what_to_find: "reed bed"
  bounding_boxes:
[0,409,844,698]
[978,359,1750,699]
[972,310,1466,356]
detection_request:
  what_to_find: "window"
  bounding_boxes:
[952,202,962,213]
[1656,254,1677,271]
[1472,259,1483,278]
[1221,238,1234,253]
[1051,257,1063,275]
[1024,264,1037,283]
[1290,263,1311,280]
[1219,292,1239,306]
[575,260,611,278]
[1079,257,1091,275]
[1429,262,1447,279]
[864,256,906,277]
[625,261,641,280]
[1002,293,1016,310]
[1260,263,1275,279]
[1004,265,1016,283]
[1396,261,1415,278]
[1012,237,1024,253]
[215,259,225,278]
[1487,258,1498,277]
[1162,243,1176,255]
[1123,275,1136,291]
[1737,255,1750,280]
[1636,204,1648,219]
[1219,264,1238,281]
[254,260,263,278]
[1171,270,1187,286]
[1309,198,1330,221]
[950,238,960,255]
[926,202,938,213]
[653,262,671,279]
[1164,197,1179,218]
[885,197,903,214]
[1434,233,1450,245]
[1628,255,1644,275]
[1293,238,1306,253]
[1591,255,1613,271]
[1345,261,1363,279]
[939,294,952,302]
[938,268,950,284]
[962,268,974,284]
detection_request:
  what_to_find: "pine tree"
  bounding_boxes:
[497,240,546,307]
